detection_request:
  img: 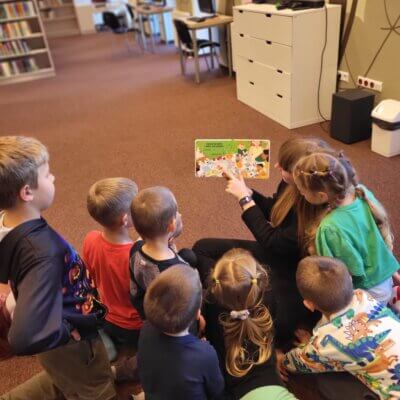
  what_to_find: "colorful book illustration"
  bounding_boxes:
[195,139,270,179]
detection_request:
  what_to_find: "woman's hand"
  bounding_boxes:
[224,170,252,200]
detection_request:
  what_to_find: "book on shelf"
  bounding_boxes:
[0,21,33,38]
[0,57,38,77]
[0,40,30,57]
[0,2,36,20]
[38,0,66,8]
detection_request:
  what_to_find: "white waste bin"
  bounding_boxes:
[371,99,400,157]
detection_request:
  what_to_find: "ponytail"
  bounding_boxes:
[220,302,273,377]
[209,249,274,378]
[354,186,394,250]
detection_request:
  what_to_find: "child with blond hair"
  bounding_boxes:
[205,248,297,399]
[293,152,399,304]
[0,136,115,399]
[84,177,143,382]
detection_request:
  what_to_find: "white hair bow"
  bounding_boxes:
[230,309,250,320]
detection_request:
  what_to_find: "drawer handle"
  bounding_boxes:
[266,40,272,45]
[248,59,253,63]
[239,10,243,13]
[277,94,283,98]
[265,13,271,17]
[277,69,283,74]
[239,33,244,37]
[249,81,255,85]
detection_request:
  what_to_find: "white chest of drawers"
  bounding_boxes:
[232,4,341,129]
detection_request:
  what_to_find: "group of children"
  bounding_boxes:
[0,135,399,400]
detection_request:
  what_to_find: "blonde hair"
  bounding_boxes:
[270,138,332,253]
[208,249,274,378]
[294,152,393,250]
[0,136,49,209]
[87,178,138,228]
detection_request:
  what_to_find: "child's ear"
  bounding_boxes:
[317,192,329,203]
[167,217,176,234]
[303,299,316,312]
[121,213,129,227]
[19,184,34,202]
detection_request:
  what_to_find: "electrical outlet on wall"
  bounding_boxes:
[338,70,349,82]
[357,76,383,92]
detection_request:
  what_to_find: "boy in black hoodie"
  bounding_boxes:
[0,136,116,399]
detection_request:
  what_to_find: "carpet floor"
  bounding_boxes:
[0,31,399,398]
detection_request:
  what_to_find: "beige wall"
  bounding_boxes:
[333,0,400,102]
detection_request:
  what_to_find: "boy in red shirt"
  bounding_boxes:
[83,178,142,377]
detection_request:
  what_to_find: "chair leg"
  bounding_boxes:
[213,47,219,69]
[203,49,210,71]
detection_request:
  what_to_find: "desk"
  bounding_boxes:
[136,5,174,52]
[179,15,233,84]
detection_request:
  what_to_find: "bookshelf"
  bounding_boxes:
[39,0,80,38]
[0,0,55,85]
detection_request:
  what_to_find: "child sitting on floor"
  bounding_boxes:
[280,256,400,400]
[83,177,143,382]
[129,186,196,320]
[293,152,399,304]
[138,264,224,400]
[205,248,297,400]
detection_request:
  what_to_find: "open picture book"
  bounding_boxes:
[195,139,270,179]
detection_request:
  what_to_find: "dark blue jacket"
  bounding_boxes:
[0,218,107,355]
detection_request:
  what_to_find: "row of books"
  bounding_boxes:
[0,57,38,77]
[0,2,36,20]
[0,21,32,39]
[38,0,67,8]
[0,39,31,57]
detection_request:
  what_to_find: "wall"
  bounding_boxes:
[333,0,400,102]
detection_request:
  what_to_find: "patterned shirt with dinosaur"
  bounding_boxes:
[284,290,400,399]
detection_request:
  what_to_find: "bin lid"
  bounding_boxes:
[371,99,400,123]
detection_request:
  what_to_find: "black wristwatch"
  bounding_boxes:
[239,195,253,209]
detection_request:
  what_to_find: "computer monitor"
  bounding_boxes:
[198,0,215,15]
[152,0,166,6]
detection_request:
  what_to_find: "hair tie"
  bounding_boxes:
[230,309,250,320]
[251,278,257,284]
[214,278,220,285]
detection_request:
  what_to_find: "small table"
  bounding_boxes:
[179,15,233,84]
[136,5,174,52]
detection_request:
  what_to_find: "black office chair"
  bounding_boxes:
[173,19,219,74]
[102,6,144,53]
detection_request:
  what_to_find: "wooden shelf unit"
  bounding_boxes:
[0,0,55,85]
[39,0,80,38]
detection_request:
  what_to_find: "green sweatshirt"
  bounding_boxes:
[316,187,399,289]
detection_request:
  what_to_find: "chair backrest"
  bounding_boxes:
[173,19,192,48]
[102,11,122,31]
[125,3,135,19]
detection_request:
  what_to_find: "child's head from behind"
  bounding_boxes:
[296,256,353,315]
[131,186,181,240]
[293,152,357,206]
[276,137,332,185]
[0,136,54,211]
[144,265,202,334]
[209,249,273,377]
[87,178,138,229]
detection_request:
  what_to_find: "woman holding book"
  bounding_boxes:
[193,137,331,346]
